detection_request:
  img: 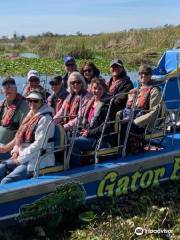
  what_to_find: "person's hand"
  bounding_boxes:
[0,146,7,153]
[11,152,20,164]
[80,129,89,137]
[54,117,63,125]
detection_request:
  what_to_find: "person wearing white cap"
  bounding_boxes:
[0,90,55,184]
[22,70,49,99]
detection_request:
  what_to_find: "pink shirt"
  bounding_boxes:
[87,106,95,124]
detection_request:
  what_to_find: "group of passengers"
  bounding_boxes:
[0,55,162,183]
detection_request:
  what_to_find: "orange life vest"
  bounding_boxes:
[127,86,154,110]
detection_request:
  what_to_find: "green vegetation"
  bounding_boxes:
[0,25,180,76]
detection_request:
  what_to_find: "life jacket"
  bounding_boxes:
[0,94,23,129]
[47,88,68,114]
[23,112,53,143]
[23,115,42,143]
[63,90,87,124]
[127,85,154,110]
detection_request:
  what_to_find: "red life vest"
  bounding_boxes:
[127,86,154,109]
[23,115,42,143]
[63,90,87,124]
[0,94,23,128]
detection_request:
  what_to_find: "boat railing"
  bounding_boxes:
[93,91,139,163]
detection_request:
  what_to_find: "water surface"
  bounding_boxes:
[0,72,139,100]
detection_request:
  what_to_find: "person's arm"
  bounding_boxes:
[19,115,55,163]
[134,87,162,128]
[53,100,66,124]
[63,94,91,131]
[0,138,16,153]
[87,104,113,138]
[114,81,133,105]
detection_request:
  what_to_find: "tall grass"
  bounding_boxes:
[20,25,180,66]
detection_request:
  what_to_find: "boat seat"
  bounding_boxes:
[145,130,164,140]
[54,124,67,163]
[38,125,66,175]
[81,146,119,158]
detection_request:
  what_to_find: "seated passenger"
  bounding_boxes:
[22,70,49,99]
[69,77,114,169]
[0,91,55,184]
[47,76,68,114]
[0,77,29,159]
[62,56,78,89]
[119,64,162,152]
[54,72,92,131]
[107,59,133,113]
[80,61,100,90]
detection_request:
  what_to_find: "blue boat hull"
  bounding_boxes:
[0,134,180,223]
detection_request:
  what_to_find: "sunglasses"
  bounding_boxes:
[83,69,92,73]
[50,82,60,86]
[70,81,82,85]
[29,79,39,83]
[2,84,16,88]
[139,72,150,76]
[66,63,75,67]
[27,99,40,104]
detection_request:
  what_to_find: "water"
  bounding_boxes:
[0,72,139,100]
[20,52,39,58]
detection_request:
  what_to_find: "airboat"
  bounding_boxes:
[0,49,180,224]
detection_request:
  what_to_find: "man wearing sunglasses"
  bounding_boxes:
[62,56,78,89]
[47,76,68,114]
[0,77,29,159]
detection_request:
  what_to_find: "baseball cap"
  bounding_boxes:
[2,77,16,86]
[27,70,39,81]
[26,91,44,100]
[64,56,75,65]
[110,59,124,67]
[49,76,62,85]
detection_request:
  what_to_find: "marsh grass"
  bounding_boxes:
[1,25,180,72]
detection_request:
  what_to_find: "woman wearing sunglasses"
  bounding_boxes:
[69,77,115,169]
[80,62,100,90]
[48,76,68,114]
[119,64,162,153]
[0,91,55,184]
[54,72,92,131]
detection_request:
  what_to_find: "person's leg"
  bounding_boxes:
[70,136,96,168]
[0,152,11,161]
[1,164,29,184]
[0,158,17,180]
[0,163,7,180]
